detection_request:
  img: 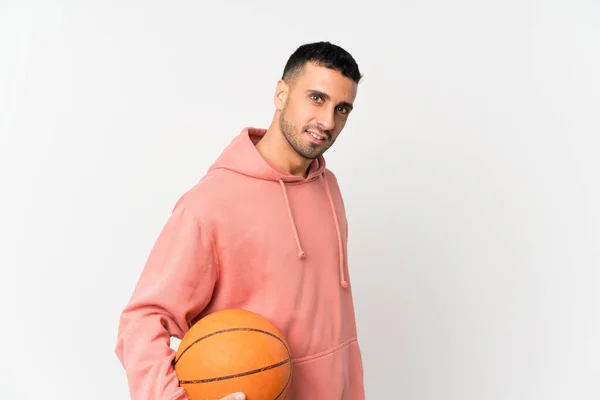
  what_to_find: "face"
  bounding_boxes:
[276,62,358,160]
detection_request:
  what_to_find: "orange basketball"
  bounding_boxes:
[174,309,292,400]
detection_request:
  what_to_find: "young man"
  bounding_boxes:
[115,41,365,400]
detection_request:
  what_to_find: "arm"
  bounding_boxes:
[114,206,219,400]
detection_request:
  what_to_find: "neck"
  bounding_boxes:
[256,124,313,178]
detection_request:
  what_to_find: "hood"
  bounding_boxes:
[208,127,348,288]
[208,127,327,183]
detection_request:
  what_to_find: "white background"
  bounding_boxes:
[1,1,599,399]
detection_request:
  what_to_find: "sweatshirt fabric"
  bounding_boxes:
[114,127,365,399]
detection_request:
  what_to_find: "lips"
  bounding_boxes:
[305,129,327,141]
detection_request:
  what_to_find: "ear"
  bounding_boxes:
[274,79,288,111]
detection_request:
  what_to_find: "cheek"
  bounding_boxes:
[287,104,311,126]
[294,101,319,123]
[301,111,318,126]
[335,115,348,129]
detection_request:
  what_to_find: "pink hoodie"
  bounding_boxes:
[115,127,365,399]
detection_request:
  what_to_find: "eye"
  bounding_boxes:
[310,94,323,102]
[337,106,350,115]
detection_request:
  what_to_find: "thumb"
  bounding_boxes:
[221,393,246,400]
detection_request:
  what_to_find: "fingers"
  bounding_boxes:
[220,392,246,400]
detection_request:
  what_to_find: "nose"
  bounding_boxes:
[316,107,336,132]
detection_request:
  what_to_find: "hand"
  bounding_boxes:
[220,393,245,400]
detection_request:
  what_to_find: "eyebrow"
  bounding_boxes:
[306,89,354,111]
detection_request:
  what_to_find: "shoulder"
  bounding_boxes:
[323,168,348,211]
[171,168,228,220]
[323,168,344,193]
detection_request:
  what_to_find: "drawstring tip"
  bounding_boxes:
[341,281,349,288]
[297,251,306,259]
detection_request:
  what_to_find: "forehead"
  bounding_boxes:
[293,62,357,101]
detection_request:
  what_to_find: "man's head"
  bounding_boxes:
[274,41,361,160]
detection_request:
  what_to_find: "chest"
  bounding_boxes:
[213,180,347,284]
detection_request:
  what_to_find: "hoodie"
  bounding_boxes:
[115,127,365,399]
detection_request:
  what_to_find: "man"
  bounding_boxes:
[115,41,365,400]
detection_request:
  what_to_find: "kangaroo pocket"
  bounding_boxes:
[284,337,365,400]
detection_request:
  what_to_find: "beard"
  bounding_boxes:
[279,104,333,160]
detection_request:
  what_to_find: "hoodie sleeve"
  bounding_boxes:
[115,206,219,400]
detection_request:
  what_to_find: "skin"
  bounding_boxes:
[256,61,358,178]
[219,63,358,400]
[220,393,246,400]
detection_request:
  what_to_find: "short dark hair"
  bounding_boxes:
[282,41,362,84]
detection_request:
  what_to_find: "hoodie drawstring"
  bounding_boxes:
[321,174,349,288]
[279,179,306,259]
[278,177,348,289]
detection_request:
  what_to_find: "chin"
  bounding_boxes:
[300,147,325,160]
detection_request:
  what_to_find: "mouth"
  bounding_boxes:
[305,129,327,143]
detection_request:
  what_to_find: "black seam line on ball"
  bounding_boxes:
[173,327,292,367]
[179,357,291,384]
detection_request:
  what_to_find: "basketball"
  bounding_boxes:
[174,309,293,400]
